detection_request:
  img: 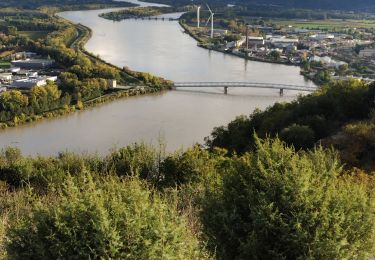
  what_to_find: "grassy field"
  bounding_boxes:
[273,19,375,30]
[18,30,51,40]
[0,61,10,68]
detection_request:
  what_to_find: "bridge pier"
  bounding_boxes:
[224,86,228,94]
[279,88,284,97]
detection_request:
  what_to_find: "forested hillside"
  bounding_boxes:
[0,0,133,9]
[245,0,375,11]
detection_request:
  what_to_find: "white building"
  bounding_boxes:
[309,34,335,41]
[247,36,265,46]
[108,79,117,89]
[0,73,12,81]
[310,55,347,69]
[270,37,299,48]
[10,67,20,73]
[12,76,57,89]
[212,29,228,36]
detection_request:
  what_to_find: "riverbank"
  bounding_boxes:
[0,86,165,129]
[0,6,173,130]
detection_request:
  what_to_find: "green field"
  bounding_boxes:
[0,61,10,68]
[18,30,51,40]
[273,19,375,30]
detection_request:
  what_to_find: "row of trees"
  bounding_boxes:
[0,82,71,122]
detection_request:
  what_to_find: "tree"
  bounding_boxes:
[0,90,28,115]
[201,137,375,259]
[269,50,281,61]
[280,124,315,149]
[337,63,349,76]
[6,175,211,259]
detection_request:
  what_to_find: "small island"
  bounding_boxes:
[99,7,175,21]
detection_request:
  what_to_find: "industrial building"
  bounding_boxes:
[11,59,55,70]
[12,76,57,89]
[247,36,265,46]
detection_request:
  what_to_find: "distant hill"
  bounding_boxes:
[3,0,374,12]
[0,0,131,9]
[239,0,375,11]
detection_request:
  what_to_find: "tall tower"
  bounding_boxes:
[197,6,201,28]
[211,13,214,38]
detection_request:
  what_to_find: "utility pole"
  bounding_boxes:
[246,24,249,49]
[211,13,214,38]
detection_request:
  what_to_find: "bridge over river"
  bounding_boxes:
[173,82,317,96]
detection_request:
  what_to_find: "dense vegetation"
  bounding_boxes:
[7,175,209,259]
[0,132,374,258]
[206,80,375,156]
[100,7,176,21]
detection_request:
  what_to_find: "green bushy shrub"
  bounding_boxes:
[202,137,375,259]
[6,175,210,259]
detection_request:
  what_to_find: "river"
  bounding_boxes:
[0,0,315,156]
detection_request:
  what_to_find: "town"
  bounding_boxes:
[181,11,375,84]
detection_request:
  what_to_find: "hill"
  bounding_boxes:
[0,0,134,9]
[244,0,375,11]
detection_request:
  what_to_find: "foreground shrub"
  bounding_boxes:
[202,137,375,259]
[6,175,210,259]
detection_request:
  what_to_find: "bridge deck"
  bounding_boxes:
[174,82,316,92]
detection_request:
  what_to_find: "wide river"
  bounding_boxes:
[0,0,315,156]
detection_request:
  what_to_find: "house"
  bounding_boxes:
[108,79,117,89]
